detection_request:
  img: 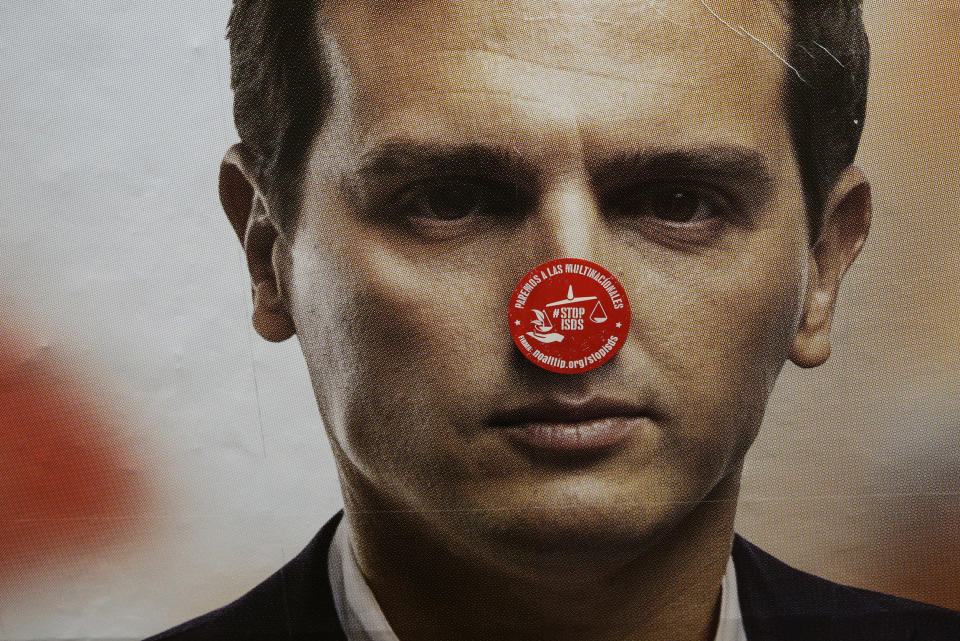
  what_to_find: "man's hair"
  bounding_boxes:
[227,0,869,242]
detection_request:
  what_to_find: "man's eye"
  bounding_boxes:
[398,179,496,222]
[614,185,723,225]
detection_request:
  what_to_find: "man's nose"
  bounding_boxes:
[527,176,606,264]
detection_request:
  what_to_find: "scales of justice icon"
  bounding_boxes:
[527,286,609,344]
[545,285,609,323]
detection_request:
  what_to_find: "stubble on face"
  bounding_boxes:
[285,0,808,575]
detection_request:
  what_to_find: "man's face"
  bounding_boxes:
[283,0,816,569]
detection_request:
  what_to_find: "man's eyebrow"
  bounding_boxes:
[592,145,778,199]
[349,140,777,205]
[355,140,536,183]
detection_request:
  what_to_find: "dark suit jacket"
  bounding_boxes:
[146,511,960,640]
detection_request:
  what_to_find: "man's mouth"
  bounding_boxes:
[488,397,651,457]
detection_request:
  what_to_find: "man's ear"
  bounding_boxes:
[789,165,872,368]
[219,143,296,342]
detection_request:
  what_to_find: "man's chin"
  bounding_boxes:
[449,474,696,579]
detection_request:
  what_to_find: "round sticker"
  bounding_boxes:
[509,258,630,373]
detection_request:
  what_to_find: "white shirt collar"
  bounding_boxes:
[328,515,399,640]
[328,516,747,641]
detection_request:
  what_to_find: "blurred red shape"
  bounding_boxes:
[0,323,149,578]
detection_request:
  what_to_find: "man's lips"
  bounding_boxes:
[488,398,651,455]
[501,417,641,453]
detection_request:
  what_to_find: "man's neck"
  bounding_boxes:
[343,473,740,641]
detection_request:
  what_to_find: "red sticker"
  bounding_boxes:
[509,258,630,373]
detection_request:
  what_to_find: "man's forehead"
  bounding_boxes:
[321,0,792,80]
[314,0,796,176]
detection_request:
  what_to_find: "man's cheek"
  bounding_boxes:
[355,252,501,354]
[690,270,802,455]
[663,271,790,414]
